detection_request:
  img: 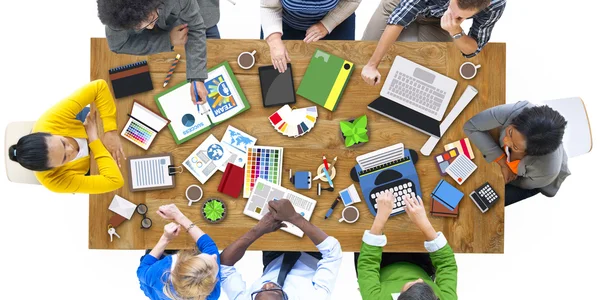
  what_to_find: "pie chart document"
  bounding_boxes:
[156,82,211,142]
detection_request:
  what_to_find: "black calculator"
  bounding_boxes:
[470,182,499,213]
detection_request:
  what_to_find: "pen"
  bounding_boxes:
[323,155,329,171]
[322,167,334,188]
[192,81,201,113]
[324,196,341,219]
[313,156,337,181]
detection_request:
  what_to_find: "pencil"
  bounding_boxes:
[313,156,338,181]
[163,54,180,87]
[322,155,329,171]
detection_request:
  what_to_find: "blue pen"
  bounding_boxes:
[324,196,341,219]
[322,167,334,188]
[192,81,201,113]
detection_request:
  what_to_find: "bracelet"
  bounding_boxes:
[186,223,196,232]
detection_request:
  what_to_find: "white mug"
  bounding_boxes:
[338,206,360,224]
[186,185,203,206]
[459,62,481,80]
[237,50,257,70]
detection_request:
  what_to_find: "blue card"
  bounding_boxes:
[431,179,464,210]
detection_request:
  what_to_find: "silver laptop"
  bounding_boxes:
[381,56,457,121]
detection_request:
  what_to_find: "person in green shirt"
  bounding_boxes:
[356,191,458,300]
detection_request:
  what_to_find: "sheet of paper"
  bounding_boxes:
[183,135,231,184]
[130,155,173,189]
[204,65,247,124]
[218,125,257,171]
[157,82,211,142]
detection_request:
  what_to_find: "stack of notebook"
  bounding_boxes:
[430,179,463,218]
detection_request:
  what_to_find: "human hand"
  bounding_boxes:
[266,34,291,73]
[304,22,328,43]
[102,131,126,168]
[170,24,189,46]
[83,108,99,142]
[189,81,207,105]
[255,212,286,235]
[162,222,181,242]
[375,191,394,220]
[157,204,185,223]
[441,9,464,36]
[361,64,381,86]
[500,165,517,183]
[404,194,430,230]
[267,199,300,223]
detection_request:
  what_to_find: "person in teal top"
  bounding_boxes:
[356,191,458,300]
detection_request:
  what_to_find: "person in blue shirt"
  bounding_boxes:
[137,204,221,300]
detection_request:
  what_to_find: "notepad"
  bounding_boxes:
[109,61,153,99]
[431,179,464,211]
[127,154,176,192]
[446,154,478,185]
[121,101,169,150]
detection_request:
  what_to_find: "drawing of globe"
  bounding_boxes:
[207,144,224,161]
[182,114,195,127]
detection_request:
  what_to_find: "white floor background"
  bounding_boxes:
[0,0,598,299]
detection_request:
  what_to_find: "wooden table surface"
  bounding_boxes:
[90,38,505,253]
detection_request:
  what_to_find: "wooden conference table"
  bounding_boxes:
[89,38,505,253]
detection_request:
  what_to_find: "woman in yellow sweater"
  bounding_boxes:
[8,80,125,194]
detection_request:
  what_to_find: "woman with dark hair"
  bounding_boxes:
[8,80,125,194]
[464,101,570,205]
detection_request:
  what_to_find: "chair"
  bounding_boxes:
[4,121,40,185]
[541,97,593,158]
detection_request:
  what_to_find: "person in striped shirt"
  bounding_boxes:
[261,0,362,73]
[361,0,506,85]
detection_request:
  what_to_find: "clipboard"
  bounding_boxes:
[126,153,179,192]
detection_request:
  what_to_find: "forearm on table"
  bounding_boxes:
[220,228,263,266]
[292,215,328,246]
[149,236,171,259]
[366,25,403,67]
[370,215,388,235]
[418,221,438,242]
[453,35,478,56]
[176,215,205,242]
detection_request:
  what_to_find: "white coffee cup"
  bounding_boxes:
[339,206,360,223]
[186,185,203,206]
[237,50,257,69]
[459,62,481,80]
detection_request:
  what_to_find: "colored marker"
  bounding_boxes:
[163,54,180,87]
[322,167,334,188]
[323,155,329,171]
[313,156,337,181]
[324,196,341,219]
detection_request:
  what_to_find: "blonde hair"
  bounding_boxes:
[162,249,219,300]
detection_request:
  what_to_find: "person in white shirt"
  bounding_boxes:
[220,199,343,300]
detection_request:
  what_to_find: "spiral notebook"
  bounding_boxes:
[109,61,154,99]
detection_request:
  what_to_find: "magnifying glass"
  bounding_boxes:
[136,204,153,229]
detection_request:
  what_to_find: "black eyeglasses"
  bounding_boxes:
[134,9,159,32]
[136,204,153,229]
[251,286,288,300]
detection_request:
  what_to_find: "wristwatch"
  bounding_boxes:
[452,30,466,39]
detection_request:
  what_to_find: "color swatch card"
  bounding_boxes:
[155,61,250,144]
[268,105,318,138]
[296,49,354,111]
[433,147,459,176]
[444,138,475,160]
[121,101,169,150]
[183,135,232,184]
[219,125,257,172]
[446,154,478,185]
[243,146,283,198]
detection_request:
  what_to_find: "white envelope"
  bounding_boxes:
[108,195,137,219]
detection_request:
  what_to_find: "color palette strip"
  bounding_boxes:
[433,147,459,176]
[243,146,283,198]
[268,105,318,138]
[121,118,156,150]
[444,138,475,160]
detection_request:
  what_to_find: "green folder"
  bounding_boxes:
[297,49,354,111]
[155,61,250,144]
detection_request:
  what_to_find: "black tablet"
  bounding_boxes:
[258,63,296,107]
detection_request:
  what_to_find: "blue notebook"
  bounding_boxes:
[431,179,464,211]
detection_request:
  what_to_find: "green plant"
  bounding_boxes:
[203,199,225,222]
[340,115,368,147]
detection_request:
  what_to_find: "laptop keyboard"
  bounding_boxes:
[370,179,416,215]
[388,71,446,115]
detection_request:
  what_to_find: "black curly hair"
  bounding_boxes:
[97,0,162,30]
[510,105,567,156]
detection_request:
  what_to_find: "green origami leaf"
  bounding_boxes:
[340,121,354,136]
[345,135,356,147]
[354,115,368,130]
[355,126,368,135]
[357,132,369,143]
[204,200,225,221]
